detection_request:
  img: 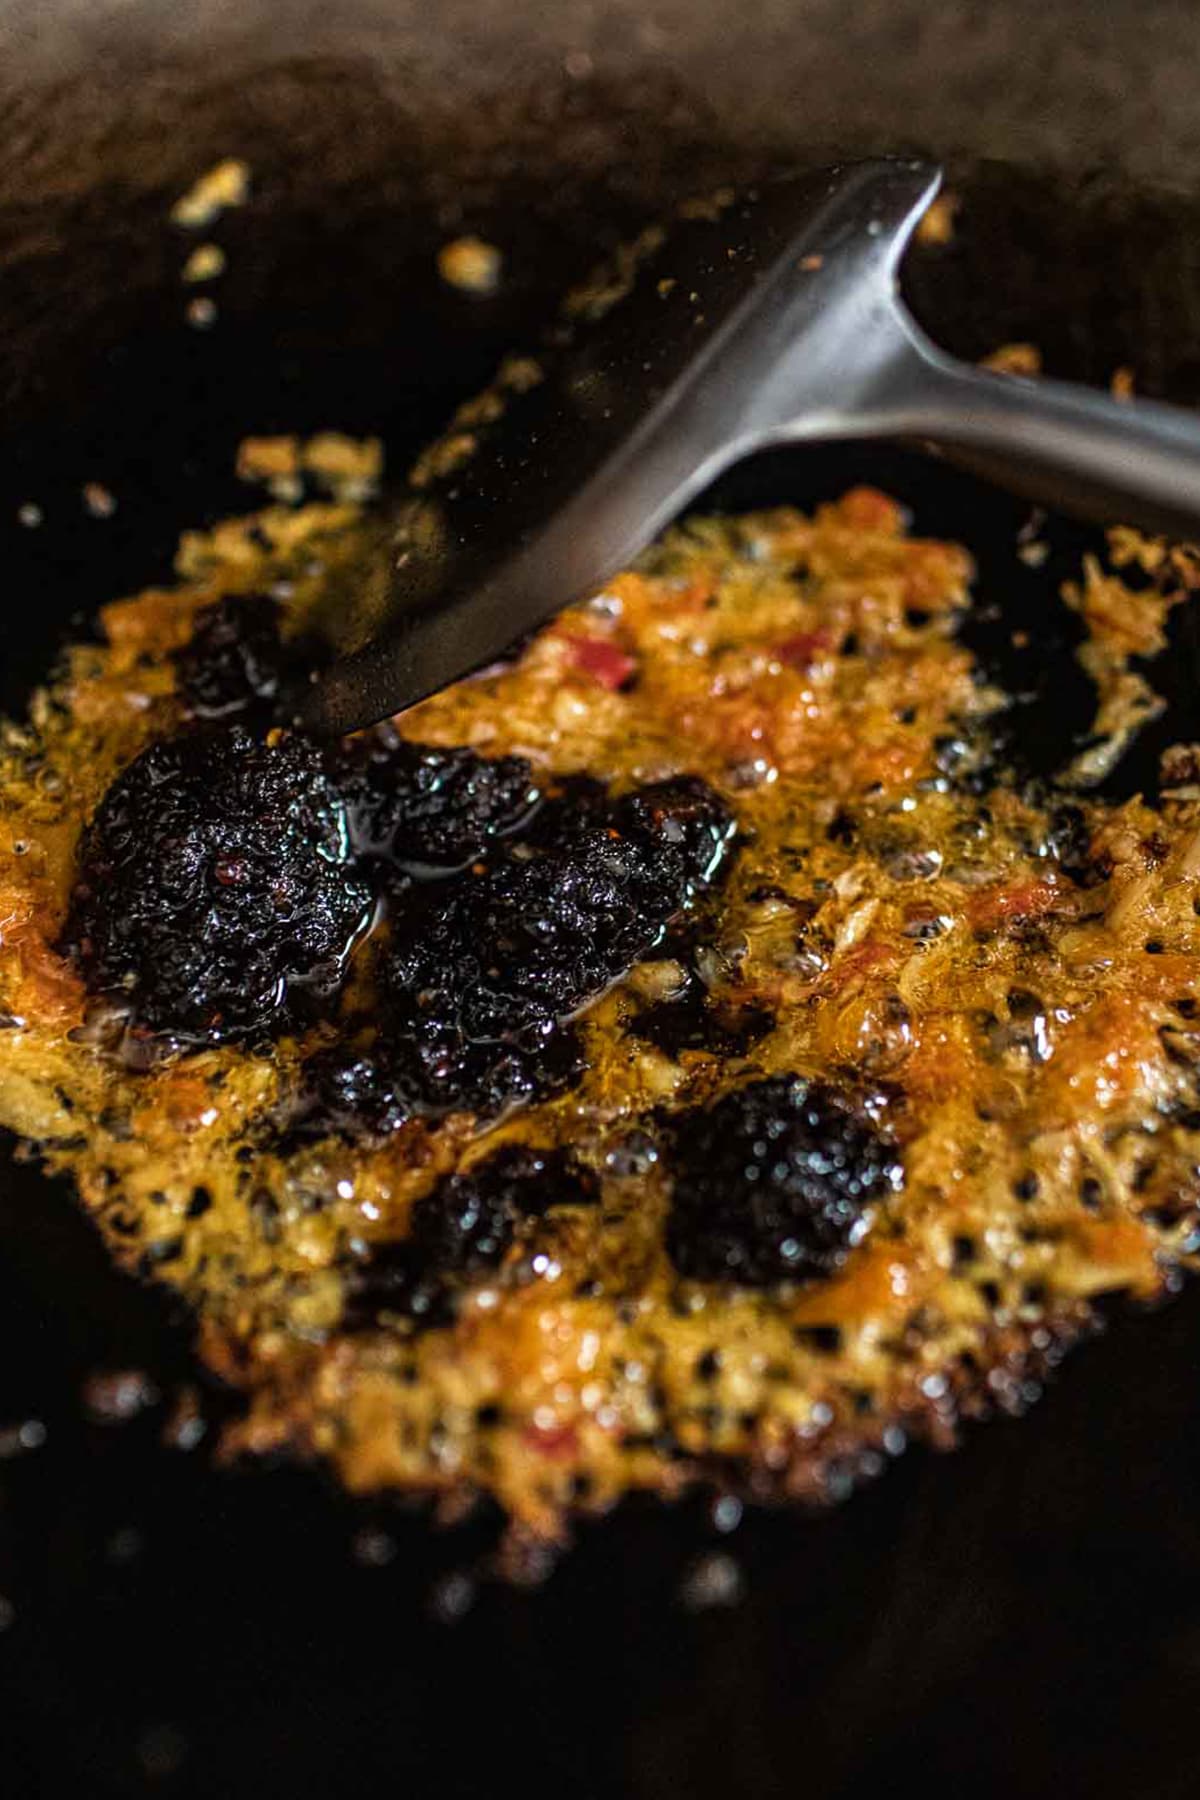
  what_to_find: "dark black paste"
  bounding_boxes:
[63,725,372,1046]
[70,590,738,1116]
[665,1075,901,1285]
[341,1143,599,1329]
[302,774,737,1134]
[338,727,542,872]
[175,594,296,725]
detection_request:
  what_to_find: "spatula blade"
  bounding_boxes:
[301,157,940,735]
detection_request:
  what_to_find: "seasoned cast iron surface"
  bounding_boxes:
[2,145,1200,1799]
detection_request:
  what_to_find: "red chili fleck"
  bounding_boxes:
[838,486,906,534]
[563,633,637,690]
[969,878,1061,928]
[775,630,833,669]
[213,855,248,887]
[826,939,897,988]
[521,1421,580,1460]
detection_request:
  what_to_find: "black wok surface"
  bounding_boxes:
[3,34,1200,1797]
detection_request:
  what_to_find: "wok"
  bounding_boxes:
[3,4,1200,1797]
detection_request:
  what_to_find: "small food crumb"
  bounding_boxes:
[106,1525,143,1564]
[16,502,42,528]
[351,1526,397,1567]
[162,1388,207,1452]
[186,296,218,331]
[137,1723,188,1779]
[170,158,251,229]
[1108,523,1170,576]
[438,235,503,295]
[0,1417,46,1458]
[711,1493,744,1534]
[982,342,1042,377]
[1111,365,1136,401]
[429,1570,476,1623]
[679,1550,745,1610]
[235,435,302,504]
[410,430,476,489]
[234,433,383,504]
[303,432,384,503]
[236,437,301,484]
[83,1368,161,1424]
[498,354,543,393]
[1160,742,1200,796]
[182,242,226,284]
[679,187,736,223]
[916,190,960,247]
[82,482,117,519]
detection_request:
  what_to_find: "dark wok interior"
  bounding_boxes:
[4,5,1200,1796]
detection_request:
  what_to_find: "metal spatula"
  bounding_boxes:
[301,158,1200,737]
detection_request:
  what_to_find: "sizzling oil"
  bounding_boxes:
[2,467,1200,1541]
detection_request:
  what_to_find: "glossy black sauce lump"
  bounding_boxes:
[304,773,738,1133]
[338,728,541,870]
[66,591,738,1094]
[175,594,296,724]
[302,1026,586,1144]
[64,725,372,1045]
[341,1144,599,1330]
[665,1075,902,1285]
[70,603,739,1131]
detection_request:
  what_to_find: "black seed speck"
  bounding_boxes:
[795,1324,843,1353]
[1043,803,1099,885]
[952,1233,978,1267]
[186,1187,213,1220]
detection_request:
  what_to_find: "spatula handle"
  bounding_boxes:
[901,341,1200,541]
